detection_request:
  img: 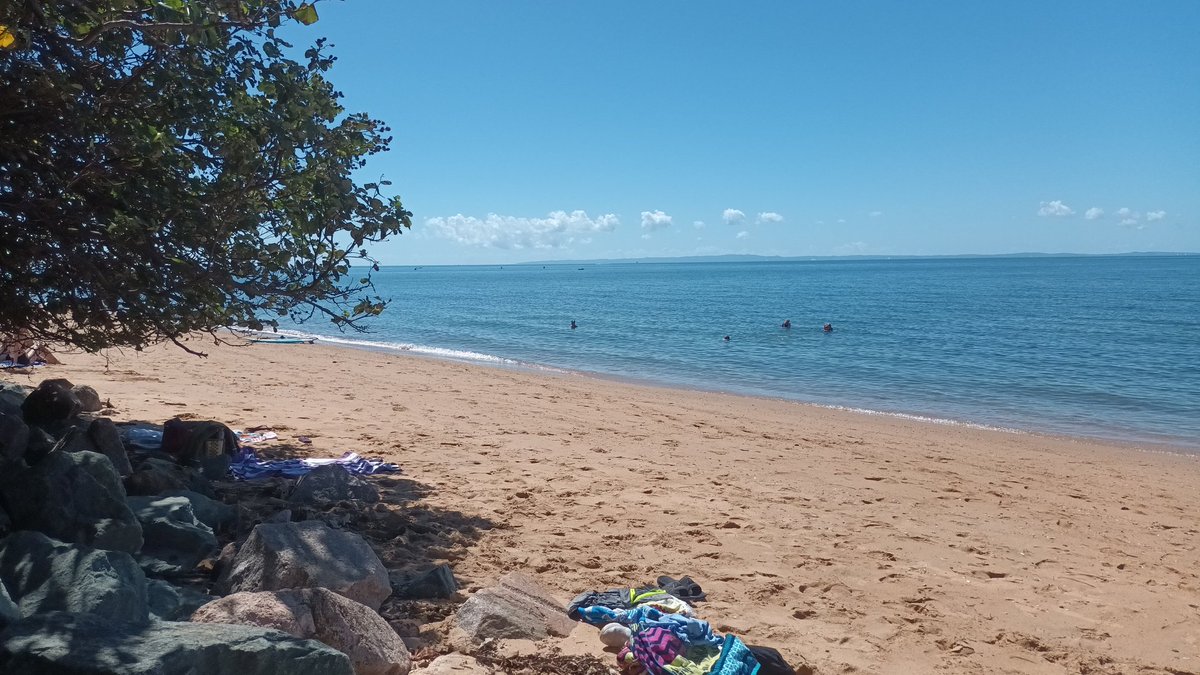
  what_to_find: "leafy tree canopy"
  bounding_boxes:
[0,0,411,355]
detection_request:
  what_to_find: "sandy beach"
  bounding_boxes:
[6,337,1199,674]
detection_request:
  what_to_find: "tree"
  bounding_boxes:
[0,0,411,355]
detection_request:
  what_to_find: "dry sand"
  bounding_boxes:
[6,337,1199,674]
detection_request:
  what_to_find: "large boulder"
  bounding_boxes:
[160,489,236,531]
[0,414,28,465]
[192,587,411,675]
[289,465,380,506]
[0,530,148,624]
[87,418,133,476]
[126,495,218,569]
[454,572,576,643]
[218,521,390,610]
[0,450,142,553]
[0,384,30,418]
[71,384,103,413]
[391,564,458,600]
[20,379,79,427]
[0,611,354,675]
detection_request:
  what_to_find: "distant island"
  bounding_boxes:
[520,251,1196,266]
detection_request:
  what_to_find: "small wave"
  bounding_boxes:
[257,328,578,374]
[819,404,1026,435]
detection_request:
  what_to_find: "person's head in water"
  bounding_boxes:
[823,323,833,332]
[723,335,731,341]
[782,319,791,329]
[570,320,577,329]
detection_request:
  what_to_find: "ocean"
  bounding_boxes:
[283,255,1200,450]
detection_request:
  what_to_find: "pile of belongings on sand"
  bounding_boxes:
[568,576,794,675]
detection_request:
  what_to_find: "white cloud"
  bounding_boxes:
[756,211,783,224]
[640,210,673,231]
[814,220,825,226]
[1117,207,1140,226]
[426,210,618,250]
[1084,207,1104,220]
[735,231,749,239]
[1146,210,1166,222]
[1038,200,1075,217]
[692,220,706,229]
[723,208,746,225]
[869,210,883,218]
[837,218,846,224]
[640,233,653,240]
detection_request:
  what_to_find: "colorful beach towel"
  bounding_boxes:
[229,448,401,480]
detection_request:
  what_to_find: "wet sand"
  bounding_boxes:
[9,337,1200,674]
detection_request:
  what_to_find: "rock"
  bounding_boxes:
[193,587,412,675]
[88,418,133,476]
[136,554,188,579]
[147,579,215,621]
[391,564,458,599]
[412,654,493,675]
[289,465,380,506]
[72,384,103,413]
[218,521,391,610]
[0,450,142,553]
[0,414,28,465]
[160,489,236,530]
[0,581,17,630]
[600,622,632,647]
[20,379,79,427]
[0,504,9,538]
[125,457,214,497]
[0,384,30,418]
[454,572,576,643]
[21,426,55,464]
[0,530,148,624]
[266,508,293,523]
[0,611,354,675]
[126,495,218,569]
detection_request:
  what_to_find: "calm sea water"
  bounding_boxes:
[285,256,1200,450]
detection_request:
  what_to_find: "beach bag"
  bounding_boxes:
[161,418,238,479]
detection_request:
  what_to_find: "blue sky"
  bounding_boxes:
[295,2,1199,264]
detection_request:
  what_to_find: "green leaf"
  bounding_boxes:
[293,4,319,25]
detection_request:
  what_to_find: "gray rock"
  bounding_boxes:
[454,572,576,643]
[126,457,215,497]
[126,496,217,569]
[160,489,236,530]
[20,379,79,427]
[136,554,188,579]
[147,579,215,621]
[21,426,55,465]
[0,581,17,629]
[0,414,28,465]
[391,564,458,599]
[0,504,9,538]
[0,384,30,418]
[0,450,142,553]
[218,521,391,610]
[289,464,380,506]
[0,530,148,624]
[192,587,411,675]
[0,611,354,675]
[72,384,103,413]
[88,418,133,476]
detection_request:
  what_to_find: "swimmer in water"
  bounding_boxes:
[823,323,833,332]
[723,335,731,341]
[781,319,791,329]
[570,320,577,329]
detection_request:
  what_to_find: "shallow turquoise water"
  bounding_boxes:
[286,256,1200,450]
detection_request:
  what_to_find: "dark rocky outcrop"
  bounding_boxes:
[20,379,79,428]
[0,611,354,675]
[126,495,217,569]
[0,450,142,553]
[0,531,148,624]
